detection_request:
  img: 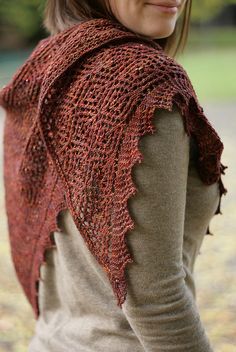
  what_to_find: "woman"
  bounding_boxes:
[0,0,228,351]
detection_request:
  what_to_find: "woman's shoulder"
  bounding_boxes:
[98,39,186,75]
[84,41,198,111]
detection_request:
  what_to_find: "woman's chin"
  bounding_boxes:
[141,25,175,40]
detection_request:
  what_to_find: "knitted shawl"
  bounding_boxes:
[0,18,228,319]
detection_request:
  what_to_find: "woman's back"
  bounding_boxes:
[0,7,228,352]
[28,107,219,351]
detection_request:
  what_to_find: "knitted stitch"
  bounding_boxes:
[0,18,228,319]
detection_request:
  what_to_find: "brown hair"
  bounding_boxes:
[43,0,192,58]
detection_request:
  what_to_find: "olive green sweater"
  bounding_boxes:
[28,107,219,351]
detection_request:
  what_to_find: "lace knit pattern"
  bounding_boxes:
[0,18,228,319]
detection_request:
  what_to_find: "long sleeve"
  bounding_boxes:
[121,105,214,351]
[29,105,217,352]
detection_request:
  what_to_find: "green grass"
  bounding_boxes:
[179,47,236,103]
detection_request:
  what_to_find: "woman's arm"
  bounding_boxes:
[121,105,214,351]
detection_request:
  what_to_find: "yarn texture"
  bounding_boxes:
[0,18,228,320]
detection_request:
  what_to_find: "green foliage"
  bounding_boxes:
[188,27,236,48]
[0,0,46,40]
[191,0,236,21]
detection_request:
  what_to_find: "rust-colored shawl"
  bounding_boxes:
[0,18,228,319]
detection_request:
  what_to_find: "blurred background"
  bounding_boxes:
[0,1,235,351]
